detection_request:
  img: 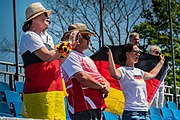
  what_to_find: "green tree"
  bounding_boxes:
[132,0,180,86]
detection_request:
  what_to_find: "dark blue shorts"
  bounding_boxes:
[122,110,150,120]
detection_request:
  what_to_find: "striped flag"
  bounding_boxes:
[91,45,168,116]
[22,60,66,119]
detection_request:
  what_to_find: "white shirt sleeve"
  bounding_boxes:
[61,52,83,78]
[23,31,45,53]
[117,67,126,81]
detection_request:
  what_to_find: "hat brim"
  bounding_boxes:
[62,30,95,41]
[24,10,51,24]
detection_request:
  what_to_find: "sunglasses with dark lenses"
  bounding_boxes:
[155,51,161,55]
[82,35,90,40]
[43,13,48,17]
[131,50,141,54]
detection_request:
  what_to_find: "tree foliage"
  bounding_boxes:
[132,0,180,86]
[44,0,146,54]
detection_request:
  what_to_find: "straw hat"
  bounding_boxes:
[62,23,95,41]
[24,2,51,24]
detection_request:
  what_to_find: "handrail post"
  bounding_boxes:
[13,0,19,81]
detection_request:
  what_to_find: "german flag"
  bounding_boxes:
[22,60,66,120]
[90,45,168,116]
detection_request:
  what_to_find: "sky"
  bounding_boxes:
[0,0,147,63]
[0,0,44,62]
[0,0,45,41]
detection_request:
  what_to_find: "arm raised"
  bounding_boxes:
[107,46,122,80]
[144,54,165,80]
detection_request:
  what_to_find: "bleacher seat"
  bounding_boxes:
[103,111,120,120]
[14,81,24,94]
[149,106,162,117]
[161,107,174,120]
[166,101,178,110]
[3,91,23,117]
[0,81,11,102]
[12,101,23,117]
[65,107,71,120]
[150,114,163,120]
[0,94,3,101]
[171,109,180,120]
[64,97,71,120]
[0,81,11,92]
[14,81,24,100]
[0,101,13,117]
[4,91,22,106]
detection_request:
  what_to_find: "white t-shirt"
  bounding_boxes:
[20,31,54,55]
[61,50,102,80]
[40,31,54,48]
[118,66,149,111]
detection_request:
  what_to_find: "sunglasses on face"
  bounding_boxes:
[154,51,161,55]
[134,38,140,41]
[43,13,48,17]
[131,50,141,55]
[81,35,90,40]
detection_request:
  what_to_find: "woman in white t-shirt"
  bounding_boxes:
[20,2,78,119]
[107,43,165,120]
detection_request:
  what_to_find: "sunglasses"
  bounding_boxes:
[43,12,48,17]
[81,35,90,40]
[154,51,161,55]
[131,50,141,55]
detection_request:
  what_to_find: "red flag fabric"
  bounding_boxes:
[90,45,168,115]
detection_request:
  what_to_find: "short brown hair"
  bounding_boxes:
[119,43,135,64]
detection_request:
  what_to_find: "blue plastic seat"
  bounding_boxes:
[150,114,163,120]
[171,109,180,120]
[4,91,22,106]
[161,107,174,120]
[0,81,11,92]
[64,97,71,119]
[0,101,13,117]
[14,81,24,94]
[149,106,162,117]
[4,91,23,117]
[166,101,177,110]
[0,93,3,101]
[14,81,24,100]
[103,111,119,120]
[12,101,23,117]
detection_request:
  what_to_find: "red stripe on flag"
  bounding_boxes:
[93,60,121,90]
[146,78,161,103]
[24,60,63,93]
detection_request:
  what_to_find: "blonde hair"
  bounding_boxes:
[150,45,161,53]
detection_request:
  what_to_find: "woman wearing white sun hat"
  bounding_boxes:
[20,2,78,119]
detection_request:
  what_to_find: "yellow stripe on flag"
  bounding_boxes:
[105,87,125,116]
[22,91,66,120]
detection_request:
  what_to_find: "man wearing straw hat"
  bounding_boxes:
[61,23,110,120]
[20,2,78,119]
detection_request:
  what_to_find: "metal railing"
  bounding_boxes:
[0,61,25,90]
[164,85,180,109]
[0,60,180,108]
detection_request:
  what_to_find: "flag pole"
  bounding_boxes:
[167,0,177,104]
[13,0,19,81]
[100,0,104,48]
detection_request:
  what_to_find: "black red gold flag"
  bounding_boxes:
[91,45,168,115]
